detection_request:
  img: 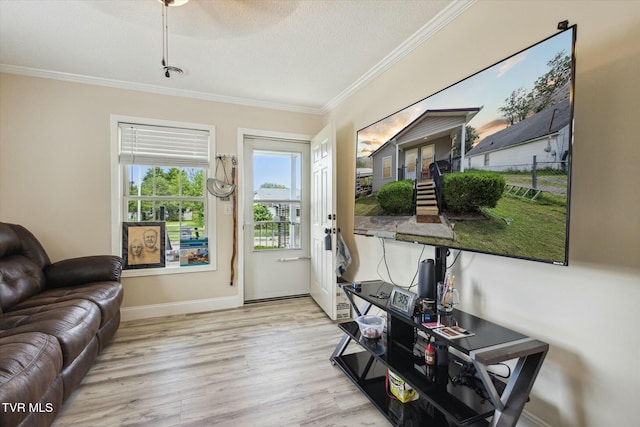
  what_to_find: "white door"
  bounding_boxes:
[421,145,435,178]
[243,137,310,301]
[309,123,338,319]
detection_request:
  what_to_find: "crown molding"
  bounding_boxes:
[0,64,323,115]
[320,0,476,114]
[1,0,473,118]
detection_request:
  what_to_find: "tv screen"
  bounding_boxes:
[355,25,576,266]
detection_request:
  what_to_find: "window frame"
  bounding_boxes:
[406,149,417,173]
[382,155,392,179]
[110,115,217,277]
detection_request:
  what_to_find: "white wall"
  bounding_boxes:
[328,1,640,426]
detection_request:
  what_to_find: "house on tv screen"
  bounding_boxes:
[369,107,481,194]
[465,99,571,173]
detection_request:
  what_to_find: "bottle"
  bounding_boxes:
[425,339,436,382]
[425,340,436,366]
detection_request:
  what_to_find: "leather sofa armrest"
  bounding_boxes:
[44,255,123,288]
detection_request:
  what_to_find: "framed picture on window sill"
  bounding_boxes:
[122,222,166,269]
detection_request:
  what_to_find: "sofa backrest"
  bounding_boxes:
[0,222,51,312]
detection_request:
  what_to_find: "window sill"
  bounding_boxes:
[122,263,216,278]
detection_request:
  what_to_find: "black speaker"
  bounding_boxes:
[435,340,449,367]
[417,259,436,299]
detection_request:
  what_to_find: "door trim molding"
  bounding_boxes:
[236,128,313,306]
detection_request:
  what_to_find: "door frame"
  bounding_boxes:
[236,128,313,307]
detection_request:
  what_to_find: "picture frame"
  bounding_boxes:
[122,222,166,269]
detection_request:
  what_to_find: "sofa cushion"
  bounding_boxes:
[0,223,22,258]
[0,256,47,312]
[45,255,122,289]
[0,299,100,367]
[0,223,51,272]
[0,332,63,427]
[0,223,50,311]
[9,282,123,328]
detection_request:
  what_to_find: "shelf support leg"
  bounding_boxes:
[470,339,548,427]
[344,288,367,318]
[330,299,372,360]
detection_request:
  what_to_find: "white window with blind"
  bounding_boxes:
[110,115,216,276]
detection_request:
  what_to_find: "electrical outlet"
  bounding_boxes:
[223,203,233,215]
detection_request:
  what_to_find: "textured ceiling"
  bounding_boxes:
[0,0,470,113]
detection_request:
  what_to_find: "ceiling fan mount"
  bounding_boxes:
[159,0,189,78]
[159,0,190,7]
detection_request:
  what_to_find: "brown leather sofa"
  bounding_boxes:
[0,222,123,427]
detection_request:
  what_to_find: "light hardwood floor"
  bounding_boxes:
[53,297,389,427]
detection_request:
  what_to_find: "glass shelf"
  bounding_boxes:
[334,321,498,426]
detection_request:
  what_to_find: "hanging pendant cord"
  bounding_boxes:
[162,1,171,77]
[161,3,167,66]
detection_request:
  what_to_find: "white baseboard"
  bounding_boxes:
[120,296,241,321]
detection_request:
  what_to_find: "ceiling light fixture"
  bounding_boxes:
[159,0,189,78]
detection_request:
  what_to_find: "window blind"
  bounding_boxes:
[119,123,210,168]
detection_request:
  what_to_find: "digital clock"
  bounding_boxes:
[388,286,418,317]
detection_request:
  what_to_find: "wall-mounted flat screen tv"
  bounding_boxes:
[354,25,576,266]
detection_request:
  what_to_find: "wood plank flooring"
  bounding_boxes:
[53,297,389,427]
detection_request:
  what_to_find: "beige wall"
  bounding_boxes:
[0,74,322,312]
[328,1,639,426]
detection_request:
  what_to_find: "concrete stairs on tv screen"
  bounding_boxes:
[416,179,440,223]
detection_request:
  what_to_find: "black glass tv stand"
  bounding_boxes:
[330,280,548,427]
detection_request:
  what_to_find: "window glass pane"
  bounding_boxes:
[253,151,301,201]
[183,201,204,228]
[128,177,138,197]
[127,201,140,221]
[155,167,176,196]
[160,201,180,222]
[178,200,208,266]
[382,157,392,178]
[130,165,154,196]
[156,201,181,266]
[126,165,148,196]
[252,202,300,250]
[165,221,180,250]
[183,168,204,197]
